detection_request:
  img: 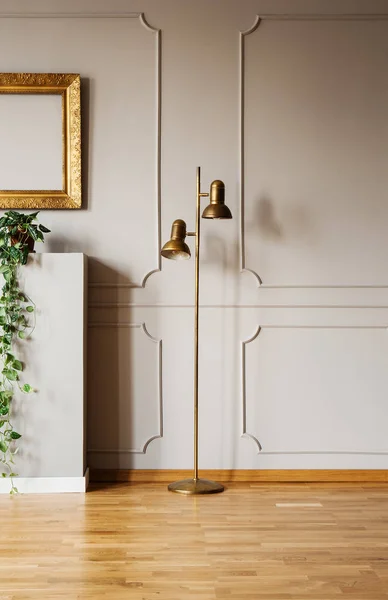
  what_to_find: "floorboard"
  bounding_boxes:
[1,483,388,599]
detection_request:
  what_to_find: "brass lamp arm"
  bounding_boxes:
[187,192,209,237]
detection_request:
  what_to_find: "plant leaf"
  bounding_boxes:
[26,306,34,313]
[27,212,39,222]
[26,226,38,241]
[5,353,14,365]
[12,360,23,372]
[10,432,21,440]
[22,384,32,393]
[3,369,18,381]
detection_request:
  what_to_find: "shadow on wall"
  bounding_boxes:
[87,260,161,474]
[255,196,283,239]
[197,192,312,467]
[204,233,239,271]
[250,194,312,242]
[199,230,241,468]
[201,194,312,272]
[80,77,90,211]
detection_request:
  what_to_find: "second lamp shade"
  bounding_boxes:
[161,219,191,260]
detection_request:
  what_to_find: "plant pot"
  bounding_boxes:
[10,230,35,253]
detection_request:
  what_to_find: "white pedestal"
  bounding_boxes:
[0,253,87,493]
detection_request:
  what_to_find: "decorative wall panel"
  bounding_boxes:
[242,16,388,287]
[88,323,162,456]
[244,326,388,455]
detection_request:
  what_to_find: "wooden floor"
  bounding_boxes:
[1,483,388,599]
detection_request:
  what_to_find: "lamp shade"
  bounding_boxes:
[202,180,232,219]
[161,219,191,260]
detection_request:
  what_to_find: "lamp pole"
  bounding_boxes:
[193,167,202,481]
[193,166,209,481]
[162,167,232,494]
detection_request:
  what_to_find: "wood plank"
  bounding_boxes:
[90,469,388,483]
[1,482,388,598]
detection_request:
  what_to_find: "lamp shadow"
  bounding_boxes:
[249,194,312,242]
[198,192,311,469]
[255,196,283,239]
[199,230,239,469]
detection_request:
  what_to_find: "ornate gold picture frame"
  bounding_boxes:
[0,73,81,209]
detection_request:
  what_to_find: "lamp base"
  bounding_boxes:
[168,478,224,495]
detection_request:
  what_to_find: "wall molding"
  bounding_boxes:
[260,284,388,289]
[248,14,388,21]
[239,13,388,289]
[88,302,388,309]
[239,16,262,287]
[241,325,263,451]
[0,12,142,18]
[87,322,163,454]
[88,282,146,289]
[90,468,388,483]
[241,325,388,455]
[0,11,162,289]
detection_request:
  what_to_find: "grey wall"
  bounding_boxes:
[1,0,388,471]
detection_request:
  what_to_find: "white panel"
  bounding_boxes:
[0,94,62,190]
[9,254,86,478]
[245,327,388,454]
[244,19,388,286]
[88,324,161,454]
[0,15,159,285]
[0,469,89,494]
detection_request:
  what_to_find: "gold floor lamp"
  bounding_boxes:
[161,166,232,495]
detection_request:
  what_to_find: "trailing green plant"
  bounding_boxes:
[0,211,50,493]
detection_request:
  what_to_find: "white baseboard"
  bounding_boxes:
[0,468,89,494]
